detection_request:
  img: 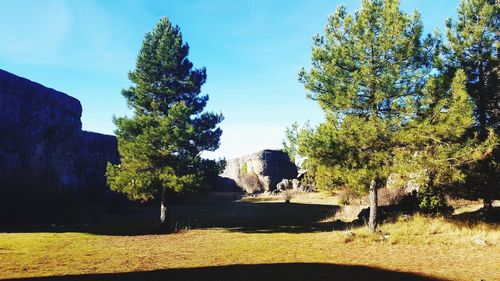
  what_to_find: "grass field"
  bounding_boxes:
[1,192,499,281]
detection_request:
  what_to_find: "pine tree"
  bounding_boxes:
[445,0,500,213]
[283,122,302,164]
[299,0,435,231]
[298,0,495,229]
[393,70,495,206]
[106,18,223,226]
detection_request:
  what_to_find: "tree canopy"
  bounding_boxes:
[106,17,223,224]
[445,0,500,210]
[295,0,496,227]
[298,0,434,194]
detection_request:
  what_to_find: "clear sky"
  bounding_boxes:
[0,0,459,159]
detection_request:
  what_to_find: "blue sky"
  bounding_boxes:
[0,0,459,159]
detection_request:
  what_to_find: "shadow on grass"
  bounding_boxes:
[449,206,500,226]
[173,201,344,234]
[4,263,448,281]
[1,200,352,235]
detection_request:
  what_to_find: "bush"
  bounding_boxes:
[282,189,294,203]
[336,187,365,206]
[298,172,317,192]
[415,187,453,216]
[337,188,354,206]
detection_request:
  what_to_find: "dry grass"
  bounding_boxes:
[0,194,499,281]
[328,204,365,221]
[241,191,338,205]
[351,214,500,245]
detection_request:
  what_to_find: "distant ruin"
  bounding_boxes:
[0,69,119,192]
[218,150,297,193]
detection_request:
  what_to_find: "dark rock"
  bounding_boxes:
[0,69,119,192]
[214,177,242,192]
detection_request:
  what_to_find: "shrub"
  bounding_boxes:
[336,187,364,206]
[298,172,317,192]
[415,187,454,216]
[337,188,353,206]
[282,189,294,203]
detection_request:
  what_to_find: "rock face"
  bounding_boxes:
[0,69,119,192]
[219,149,297,193]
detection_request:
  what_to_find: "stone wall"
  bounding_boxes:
[219,149,297,192]
[0,69,119,192]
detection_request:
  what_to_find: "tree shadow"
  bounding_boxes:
[4,263,448,281]
[448,206,500,226]
[1,199,351,235]
[173,201,338,227]
[125,201,346,235]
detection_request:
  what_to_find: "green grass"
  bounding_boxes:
[0,192,499,281]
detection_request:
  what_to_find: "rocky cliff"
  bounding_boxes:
[219,150,297,193]
[0,69,119,192]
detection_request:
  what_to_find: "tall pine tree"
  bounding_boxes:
[298,0,494,229]
[106,18,223,226]
[299,0,435,231]
[445,0,499,213]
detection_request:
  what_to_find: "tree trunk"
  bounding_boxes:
[368,178,378,232]
[478,60,487,142]
[160,191,169,227]
[483,196,493,216]
[477,61,492,220]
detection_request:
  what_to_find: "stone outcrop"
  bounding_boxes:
[0,69,119,192]
[276,178,301,191]
[218,149,297,193]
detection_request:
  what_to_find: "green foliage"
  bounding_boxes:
[283,122,301,163]
[297,0,496,200]
[414,188,454,217]
[445,0,499,123]
[199,158,227,192]
[392,70,496,188]
[106,18,223,202]
[298,0,436,194]
[240,162,248,175]
[445,0,500,204]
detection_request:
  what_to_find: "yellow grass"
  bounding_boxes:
[0,193,499,281]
